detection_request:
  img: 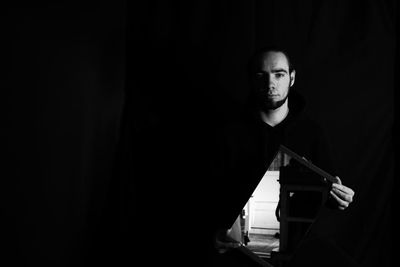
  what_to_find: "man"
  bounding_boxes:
[250,47,354,207]
[212,46,355,257]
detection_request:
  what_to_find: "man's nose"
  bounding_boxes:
[268,76,276,88]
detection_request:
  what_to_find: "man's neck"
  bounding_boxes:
[259,99,289,127]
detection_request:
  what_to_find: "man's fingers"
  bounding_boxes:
[330,190,349,209]
[216,240,240,248]
[327,176,354,210]
[332,183,355,197]
[331,187,353,203]
[215,240,241,253]
[332,176,355,197]
[214,229,242,254]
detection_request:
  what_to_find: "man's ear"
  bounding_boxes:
[290,70,296,87]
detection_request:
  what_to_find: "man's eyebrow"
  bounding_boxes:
[271,68,288,73]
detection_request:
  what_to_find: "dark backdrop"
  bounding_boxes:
[2,1,397,266]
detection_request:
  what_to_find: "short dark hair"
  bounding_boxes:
[248,45,295,75]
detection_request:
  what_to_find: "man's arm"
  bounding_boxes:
[312,123,355,210]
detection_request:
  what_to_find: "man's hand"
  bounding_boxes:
[330,176,355,210]
[214,229,242,254]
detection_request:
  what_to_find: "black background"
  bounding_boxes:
[2,1,398,266]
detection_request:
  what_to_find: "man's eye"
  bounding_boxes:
[275,73,284,78]
[255,73,265,78]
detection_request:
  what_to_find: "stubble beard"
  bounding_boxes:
[258,86,290,112]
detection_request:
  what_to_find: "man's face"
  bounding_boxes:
[252,51,295,110]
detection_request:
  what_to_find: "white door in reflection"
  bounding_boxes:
[247,171,280,235]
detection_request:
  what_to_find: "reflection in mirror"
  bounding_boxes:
[227,145,333,265]
[227,151,291,259]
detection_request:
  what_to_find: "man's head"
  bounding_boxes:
[249,47,296,111]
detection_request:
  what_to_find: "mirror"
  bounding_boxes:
[226,145,332,263]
